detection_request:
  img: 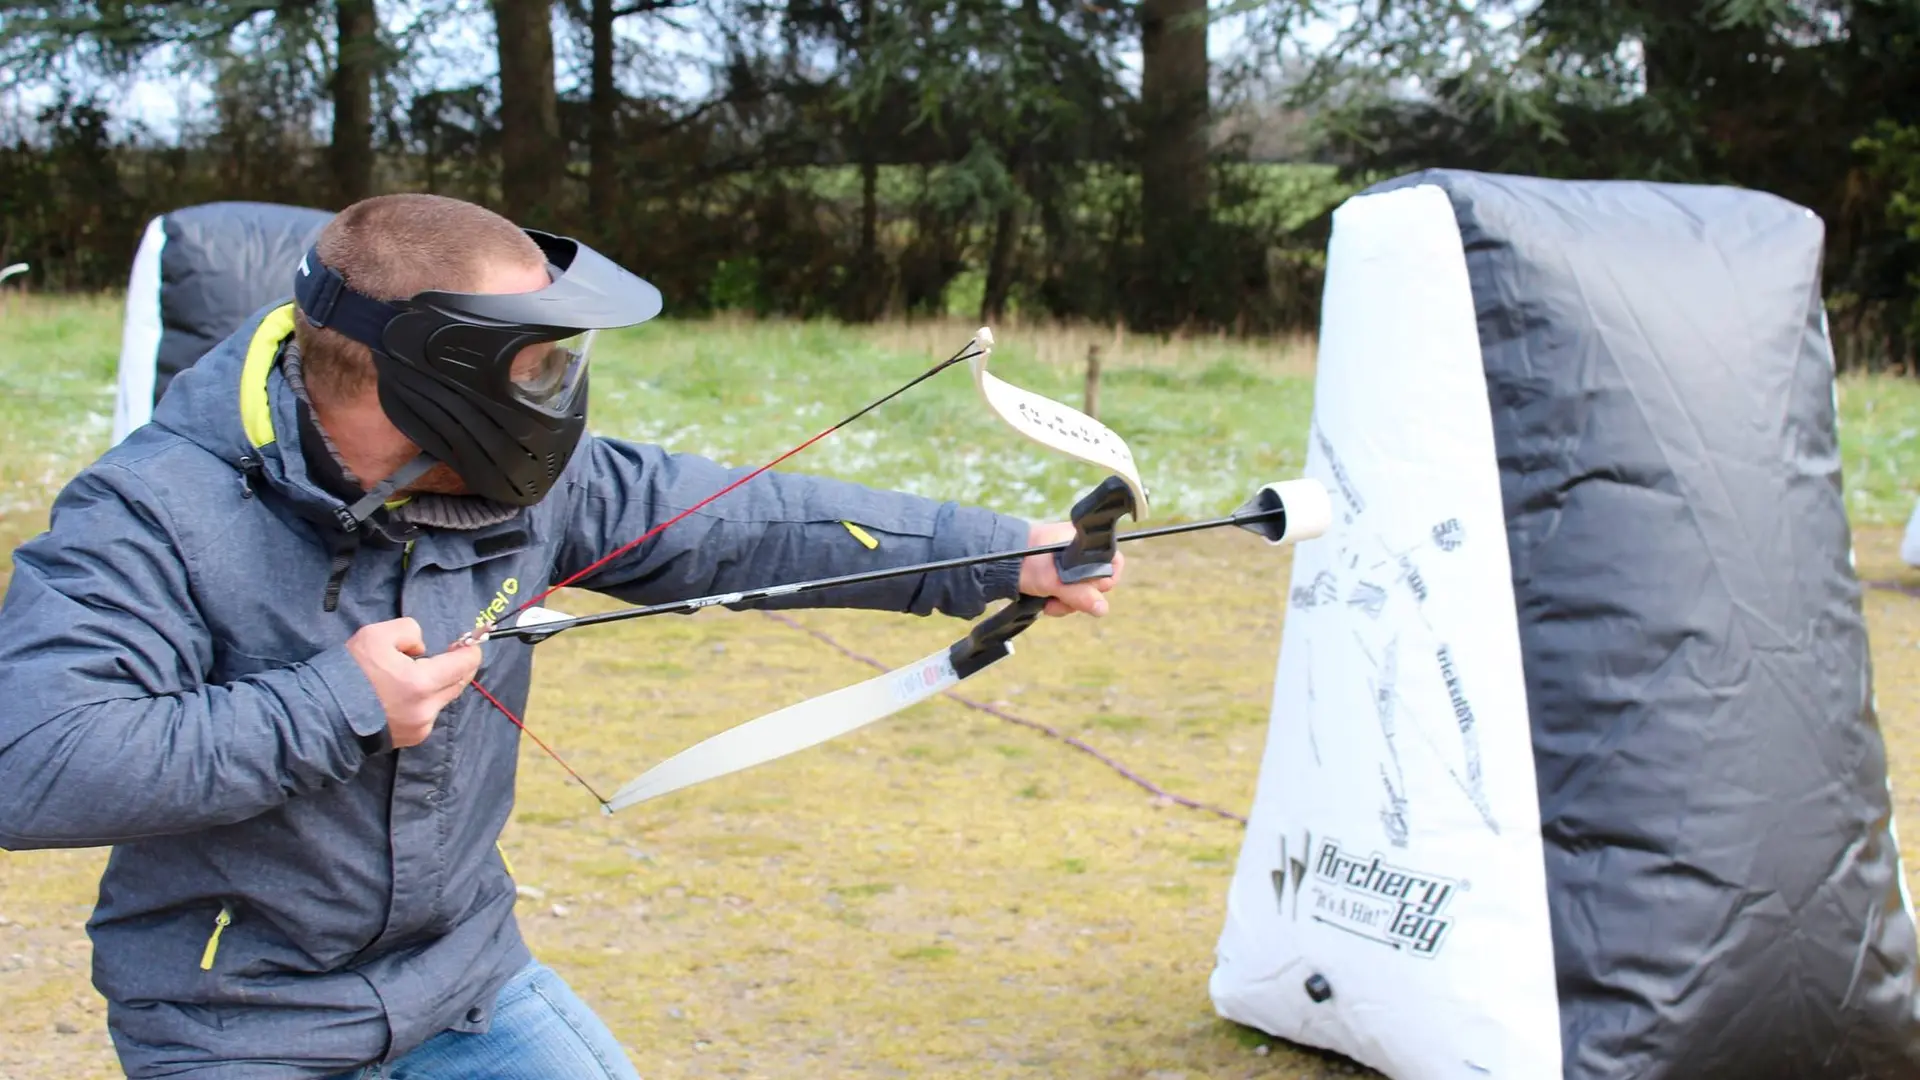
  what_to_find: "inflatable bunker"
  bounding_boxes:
[113,201,333,445]
[1211,170,1920,1078]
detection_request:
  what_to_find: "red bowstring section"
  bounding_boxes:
[460,339,986,808]
[469,680,612,806]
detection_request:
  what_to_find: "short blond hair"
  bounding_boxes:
[294,193,545,401]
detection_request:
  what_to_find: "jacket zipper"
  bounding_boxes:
[322,547,354,612]
[200,903,232,971]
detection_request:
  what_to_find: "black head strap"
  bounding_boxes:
[339,452,438,530]
[294,248,401,354]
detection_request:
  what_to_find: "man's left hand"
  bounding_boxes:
[1019,521,1125,618]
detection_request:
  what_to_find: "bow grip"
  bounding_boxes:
[946,474,1138,680]
[1053,474,1138,584]
[949,593,1047,679]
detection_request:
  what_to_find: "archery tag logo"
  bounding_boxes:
[1307,838,1461,958]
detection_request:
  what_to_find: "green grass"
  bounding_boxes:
[1840,375,1920,525]
[0,294,1315,536]
[582,314,1316,522]
[8,294,1920,543]
[0,294,121,547]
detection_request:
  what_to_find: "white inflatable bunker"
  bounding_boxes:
[1212,170,1920,1078]
[114,201,333,445]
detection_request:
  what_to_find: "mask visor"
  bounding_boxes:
[508,329,594,410]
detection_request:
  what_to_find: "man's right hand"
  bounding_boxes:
[344,618,484,749]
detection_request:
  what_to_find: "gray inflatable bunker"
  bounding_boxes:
[1211,170,1920,1078]
[113,201,333,444]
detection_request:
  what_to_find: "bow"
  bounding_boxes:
[599,474,1137,811]
[575,339,1331,808]
[595,475,1331,810]
[465,325,1329,812]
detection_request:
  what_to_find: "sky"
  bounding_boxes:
[2,0,1337,142]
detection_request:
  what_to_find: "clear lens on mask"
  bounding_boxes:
[508,330,593,408]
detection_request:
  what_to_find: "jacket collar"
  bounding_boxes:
[231,305,421,543]
[154,302,535,562]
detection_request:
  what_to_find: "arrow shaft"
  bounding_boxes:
[488,504,1286,643]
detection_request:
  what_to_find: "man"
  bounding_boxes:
[0,193,1122,1079]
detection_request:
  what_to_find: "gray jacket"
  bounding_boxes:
[0,303,1028,1078]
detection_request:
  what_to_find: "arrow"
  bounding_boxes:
[479,478,1331,645]
[592,475,1331,810]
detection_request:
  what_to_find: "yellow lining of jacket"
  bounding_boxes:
[240,304,297,449]
[240,304,415,517]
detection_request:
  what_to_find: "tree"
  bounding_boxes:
[0,0,390,207]
[330,0,378,202]
[492,0,563,222]
[1138,0,1209,325]
[553,0,696,220]
[1258,0,1920,365]
[831,0,1135,319]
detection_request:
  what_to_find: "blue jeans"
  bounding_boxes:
[328,961,641,1079]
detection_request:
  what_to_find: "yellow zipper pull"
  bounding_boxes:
[841,522,879,550]
[200,905,232,971]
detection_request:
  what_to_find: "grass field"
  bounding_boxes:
[4,293,1920,1079]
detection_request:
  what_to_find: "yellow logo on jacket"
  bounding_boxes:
[475,578,520,629]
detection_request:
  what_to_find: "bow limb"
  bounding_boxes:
[968,327,1150,519]
[602,475,1140,811]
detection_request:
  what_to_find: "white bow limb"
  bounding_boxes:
[601,326,1150,810]
[968,327,1150,519]
[604,646,963,812]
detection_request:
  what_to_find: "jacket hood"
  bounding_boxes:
[146,301,372,533]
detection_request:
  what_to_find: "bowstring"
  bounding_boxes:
[516,343,982,614]
[466,338,986,801]
[470,680,611,807]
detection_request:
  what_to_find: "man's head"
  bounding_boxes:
[296,194,547,405]
[289,193,662,509]
[296,194,550,497]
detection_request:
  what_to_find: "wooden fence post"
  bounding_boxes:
[1084,343,1102,420]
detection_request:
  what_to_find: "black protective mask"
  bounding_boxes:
[292,230,662,508]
